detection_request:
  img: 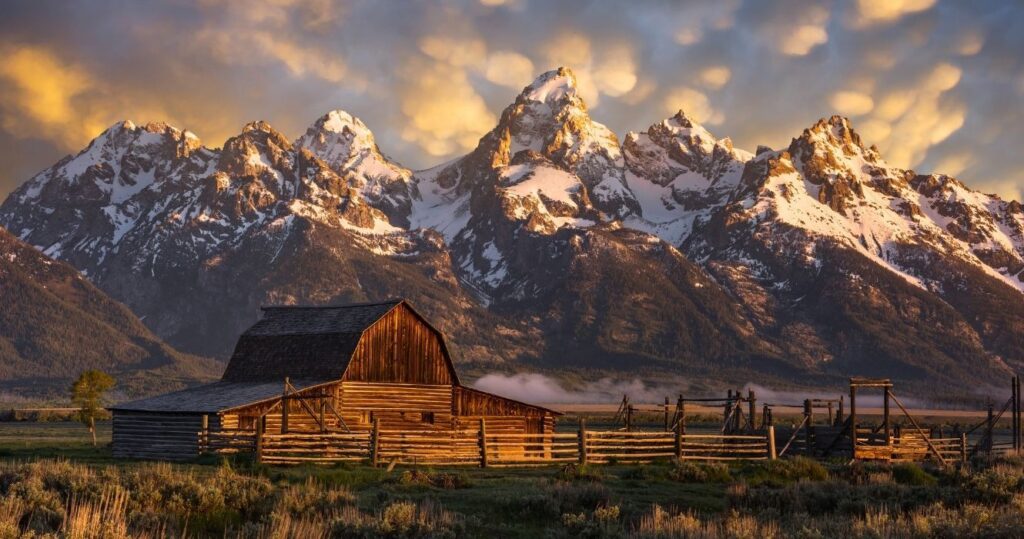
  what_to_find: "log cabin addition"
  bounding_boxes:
[109,299,559,460]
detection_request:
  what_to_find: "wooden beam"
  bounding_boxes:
[887,390,948,466]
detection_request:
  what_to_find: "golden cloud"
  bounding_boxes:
[484,52,535,88]
[398,60,496,157]
[593,46,638,97]
[829,91,875,116]
[663,86,723,125]
[850,0,936,27]
[698,66,732,89]
[780,24,829,56]
[0,45,167,151]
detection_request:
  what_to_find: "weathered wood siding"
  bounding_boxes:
[223,383,344,433]
[453,387,551,418]
[112,411,219,460]
[342,304,454,385]
[339,381,453,430]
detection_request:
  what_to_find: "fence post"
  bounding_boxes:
[986,401,995,455]
[479,418,488,468]
[960,432,968,464]
[255,418,264,463]
[675,425,683,459]
[850,385,858,460]
[664,397,670,432]
[748,390,757,432]
[767,426,777,460]
[679,398,687,436]
[370,418,380,467]
[200,414,209,454]
[578,418,588,465]
[626,404,633,432]
[804,399,814,455]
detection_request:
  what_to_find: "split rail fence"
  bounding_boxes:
[200,421,775,467]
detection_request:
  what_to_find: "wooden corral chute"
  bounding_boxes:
[110,299,560,461]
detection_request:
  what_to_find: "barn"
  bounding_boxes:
[110,299,559,460]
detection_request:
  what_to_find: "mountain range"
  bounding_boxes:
[2,67,1022,399]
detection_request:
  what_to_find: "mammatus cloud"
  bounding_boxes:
[849,0,937,28]
[0,0,1021,204]
[829,91,875,116]
[663,87,723,125]
[398,59,496,157]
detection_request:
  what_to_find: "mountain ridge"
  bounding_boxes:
[2,67,1021,398]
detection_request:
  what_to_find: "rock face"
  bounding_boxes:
[0,226,220,399]
[2,68,1022,394]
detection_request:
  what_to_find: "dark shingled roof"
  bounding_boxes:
[220,300,402,383]
[109,379,331,413]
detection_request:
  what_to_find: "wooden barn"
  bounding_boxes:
[110,299,559,460]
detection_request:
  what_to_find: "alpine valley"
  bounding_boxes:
[3,68,1023,399]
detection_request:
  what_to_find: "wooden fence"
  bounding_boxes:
[200,422,775,467]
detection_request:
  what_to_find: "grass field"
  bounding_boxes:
[1,421,1024,537]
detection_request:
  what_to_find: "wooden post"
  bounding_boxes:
[578,418,588,465]
[255,417,264,463]
[961,432,968,463]
[986,400,995,455]
[626,404,633,432]
[837,396,844,425]
[767,425,777,460]
[850,385,858,460]
[319,399,326,433]
[664,397,670,432]
[884,389,891,446]
[675,424,683,459]
[479,418,489,468]
[679,398,687,436]
[804,399,814,455]
[748,390,756,432]
[724,391,732,432]
[734,389,743,432]
[827,402,834,427]
[370,417,380,467]
[201,414,209,453]
[1013,375,1020,453]
[281,378,290,434]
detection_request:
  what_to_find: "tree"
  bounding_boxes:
[70,370,115,446]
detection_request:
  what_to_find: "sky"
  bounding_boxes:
[1,0,1023,199]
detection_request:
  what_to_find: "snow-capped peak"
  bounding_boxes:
[521,67,577,104]
[296,109,381,173]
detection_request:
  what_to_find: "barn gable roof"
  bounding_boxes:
[219,299,461,384]
[109,379,331,413]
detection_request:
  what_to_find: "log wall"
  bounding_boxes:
[339,381,453,430]
[112,411,219,460]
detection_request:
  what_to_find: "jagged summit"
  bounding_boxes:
[2,69,1023,393]
[521,67,579,104]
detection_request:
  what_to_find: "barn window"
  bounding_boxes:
[422,412,435,425]
[239,415,257,430]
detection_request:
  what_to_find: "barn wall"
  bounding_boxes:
[223,383,344,433]
[339,381,453,430]
[342,304,453,385]
[112,411,218,460]
[453,387,551,418]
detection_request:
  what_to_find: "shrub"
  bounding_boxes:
[892,463,937,487]
[668,461,732,483]
[556,463,604,482]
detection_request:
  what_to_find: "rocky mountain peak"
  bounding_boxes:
[295,109,389,176]
[520,67,579,106]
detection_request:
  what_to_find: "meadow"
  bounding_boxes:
[1,421,1024,538]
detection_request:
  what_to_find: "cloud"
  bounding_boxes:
[663,86,723,125]
[471,372,682,404]
[418,35,488,69]
[850,0,937,27]
[0,44,166,151]
[398,59,496,157]
[781,24,830,56]
[484,51,535,88]
[829,91,875,116]
[592,46,638,97]
[862,62,965,168]
[698,66,732,89]
[954,30,985,56]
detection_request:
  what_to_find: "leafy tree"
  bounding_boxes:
[70,370,115,446]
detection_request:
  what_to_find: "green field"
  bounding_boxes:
[1,421,1024,538]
